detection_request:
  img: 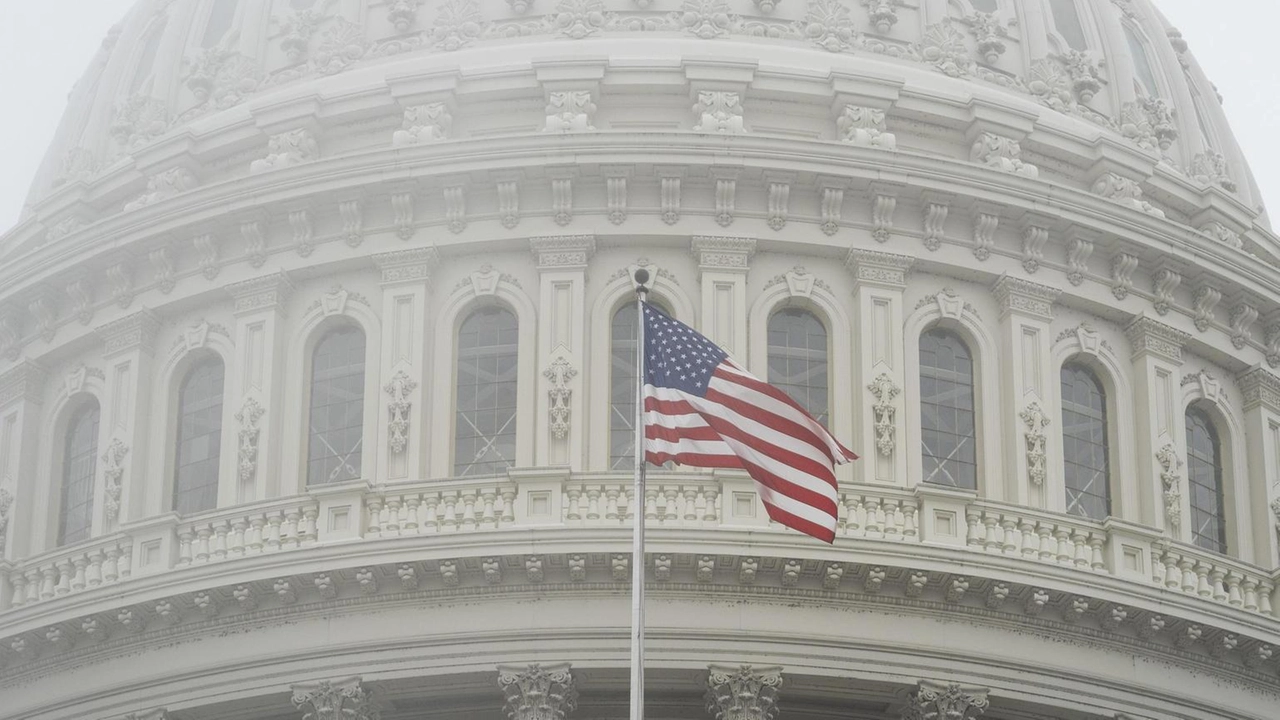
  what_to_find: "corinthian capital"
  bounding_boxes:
[291,677,378,720]
[901,680,989,720]
[705,664,782,720]
[497,663,578,720]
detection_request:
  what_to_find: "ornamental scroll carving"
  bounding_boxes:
[1019,402,1049,486]
[901,680,989,719]
[867,373,899,457]
[384,371,417,454]
[497,663,578,720]
[544,357,578,440]
[706,665,782,720]
[0,487,12,554]
[291,677,379,720]
[1156,443,1183,529]
[235,397,265,483]
[102,439,129,520]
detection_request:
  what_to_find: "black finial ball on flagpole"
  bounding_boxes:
[634,268,650,290]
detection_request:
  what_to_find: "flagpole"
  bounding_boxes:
[629,269,650,720]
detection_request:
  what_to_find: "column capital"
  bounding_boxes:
[529,235,596,270]
[497,663,578,720]
[291,677,378,720]
[845,248,914,289]
[1125,314,1189,363]
[901,680,989,720]
[705,664,782,720]
[372,246,440,286]
[691,236,755,272]
[991,274,1059,322]
[226,271,295,315]
[97,309,160,357]
[1240,366,1280,413]
[0,360,45,408]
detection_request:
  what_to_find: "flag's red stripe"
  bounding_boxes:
[713,367,857,461]
[644,450,745,469]
[762,502,836,544]
[645,423,723,443]
[704,384,838,466]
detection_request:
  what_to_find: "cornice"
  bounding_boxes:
[372,246,440,286]
[0,361,45,408]
[1240,366,1280,413]
[1125,315,1191,364]
[691,236,756,272]
[96,310,160,357]
[529,235,596,270]
[225,272,295,316]
[845,248,915,289]
[991,274,1060,322]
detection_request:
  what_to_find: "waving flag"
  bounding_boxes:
[640,302,857,543]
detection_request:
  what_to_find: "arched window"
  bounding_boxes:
[767,308,829,426]
[200,0,239,48]
[1061,363,1110,519]
[455,307,518,476]
[611,303,640,470]
[920,329,976,489]
[173,358,224,514]
[1186,406,1227,553]
[307,326,365,486]
[1124,24,1159,97]
[59,400,100,546]
[1047,0,1088,51]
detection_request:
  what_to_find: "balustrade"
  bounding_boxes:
[5,535,132,609]
[174,497,319,566]
[964,501,1107,572]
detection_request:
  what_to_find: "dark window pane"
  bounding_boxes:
[174,359,224,514]
[920,329,976,489]
[59,401,100,546]
[1186,407,1227,553]
[455,308,518,476]
[1049,0,1088,50]
[767,308,830,427]
[308,327,366,485]
[1061,363,1110,520]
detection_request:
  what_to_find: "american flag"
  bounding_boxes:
[640,302,857,543]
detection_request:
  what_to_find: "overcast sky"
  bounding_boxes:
[0,1,1275,234]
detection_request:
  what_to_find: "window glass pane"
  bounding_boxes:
[174,359,224,514]
[1061,363,1110,519]
[1048,0,1088,51]
[1125,25,1159,96]
[1186,407,1227,553]
[201,0,239,48]
[919,329,977,489]
[971,0,998,11]
[59,401,100,546]
[308,327,365,485]
[767,308,829,427]
[456,308,518,476]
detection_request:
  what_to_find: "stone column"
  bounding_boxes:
[705,665,781,720]
[497,663,578,720]
[691,236,756,360]
[846,249,914,487]
[530,235,595,469]
[1238,367,1280,567]
[372,248,439,483]
[292,677,377,720]
[992,275,1060,509]
[96,310,160,530]
[1125,315,1190,533]
[900,680,989,719]
[225,272,294,503]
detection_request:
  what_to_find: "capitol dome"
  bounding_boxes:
[2,0,1280,717]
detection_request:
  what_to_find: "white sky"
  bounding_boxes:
[0,1,1275,234]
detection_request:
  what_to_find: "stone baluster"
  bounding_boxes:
[497,663,578,720]
[705,665,782,720]
[291,677,378,720]
[900,680,989,719]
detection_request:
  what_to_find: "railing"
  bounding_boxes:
[2,474,1278,622]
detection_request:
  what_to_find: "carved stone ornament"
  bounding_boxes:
[1091,173,1165,219]
[543,357,578,440]
[918,20,972,78]
[249,128,319,174]
[124,167,198,212]
[235,397,265,483]
[554,0,607,39]
[0,487,13,554]
[102,438,129,520]
[1120,97,1177,153]
[705,665,782,720]
[1156,443,1183,529]
[1019,402,1050,486]
[901,680,989,720]
[392,103,452,145]
[384,370,417,454]
[430,0,486,51]
[804,0,860,53]
[1192,150,1237,192]
[497,663,578,720]
[387,0,425,33]
[970,132,1038,178]
[545,90,596,132]
[680,0,734,39]
[861,0,899,34]
[1111,253,1139,300]
[866,374,900,457]
[694,91,744,133]
[291,677,379,720]
[1200,221,1243,250]
[967,12,1008,63]
[1271,497,1280,540]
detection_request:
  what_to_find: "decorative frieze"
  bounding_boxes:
[373,247,440,285]
[292,677,378,720]
[225,272,294,315]
[692,236,755,271]
[837,105,896,149]
[530,235,596,269]
[1125,316,1188,363]
[249,128,319,174]
[901,680,989,719]
[393,103,452,145]
[705,665,781,720]
[97,309,160,356]
[694,91,745,133]
[992,275,1059,322]
[498,663,578,720]
[1240,367,1280,412]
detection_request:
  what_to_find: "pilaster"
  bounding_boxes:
[846,249,914,487]
[96,310,160,531]
[497,663,578,720]
[691,236,755,360]
[992,275,1059,509]
[0,361,45,564]
[1238,366,1280,565]
[530,235,593,468]
[705,665,781,720]
[373,248,438,483]
[225,272,293,503]
[1125,315,1190,533]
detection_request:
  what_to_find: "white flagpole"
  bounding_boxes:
[629,269,650,720]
